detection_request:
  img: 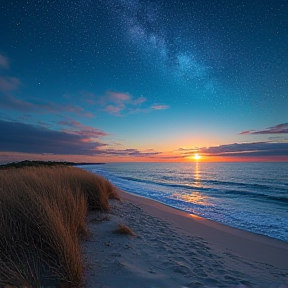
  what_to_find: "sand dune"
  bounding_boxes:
[83,189,288,288]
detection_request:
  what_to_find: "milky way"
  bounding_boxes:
[0,0,287,162]
[2,0,287,107]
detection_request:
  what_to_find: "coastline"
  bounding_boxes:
[118,189,288,268]
[80,162,288,242]
[83,188,288,288]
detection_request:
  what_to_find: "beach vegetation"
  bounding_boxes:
[114,224,136,237]
[0,165,119,288]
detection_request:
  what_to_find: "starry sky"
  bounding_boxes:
[0,0,287,163]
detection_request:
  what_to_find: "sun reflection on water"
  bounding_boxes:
[172,162,211,207]
[174,191,211,206]
[194,161,200,187]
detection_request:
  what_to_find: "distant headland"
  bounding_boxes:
[0,160,105,170]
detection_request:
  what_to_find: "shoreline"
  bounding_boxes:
[79,162,287,243]
[84,188,288,288]
[117,189,288,268]
[120,189,287,243]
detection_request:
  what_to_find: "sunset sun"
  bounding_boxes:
[193,153,201,160]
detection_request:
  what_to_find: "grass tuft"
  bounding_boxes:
[0,165,119,288]
[114,224,136,237]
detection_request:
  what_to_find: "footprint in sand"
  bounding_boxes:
[172,264,192,276]
[224,274,238,282]
[205,277,220,286]
[187,251,197,257]
[192,267,208,278]
[186,281,205,287]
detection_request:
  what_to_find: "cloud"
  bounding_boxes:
[0,53,9,70]
[0,94,93,118]
[0,94,34,111]
[198,142,288,157]
[177,148,198,152]
[0,76,21,92]
[0,120,105,155]
[151,104,169,110]
[39,101,94,118]
[268,136,288,142]
[0,53,21,92]
[100,148,161,157]
[0,120,162,159]
[133,96,147,105]
[92,90,168,116]
[239,123,288,135]
[175,147,199,157]
[58,120,108,138]
[98,90,136,116]
[0,54,93,118]
[108,91,131,102]
[105,105,122,115]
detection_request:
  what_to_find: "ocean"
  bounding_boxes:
[78,162,288,242]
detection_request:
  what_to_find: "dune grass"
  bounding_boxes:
[0,165,119,288]
[114,224,136,237]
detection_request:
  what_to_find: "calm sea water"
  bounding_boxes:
[79,162,288,242]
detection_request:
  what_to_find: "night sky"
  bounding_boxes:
[0,0,287,163]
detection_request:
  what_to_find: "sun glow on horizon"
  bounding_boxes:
[193,153,201,161]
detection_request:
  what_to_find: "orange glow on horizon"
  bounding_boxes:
[0,152,287,164]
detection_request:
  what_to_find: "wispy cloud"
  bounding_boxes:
[151,104,169,110]
[268,136,288,142]
[97,90,143,116]
[174,141,288,159]
[0,76,20,92]
[108,91,131,102]
[239,123,288,135]
[99,148,161,158]
[0,53,9,70]
[58,120,108,138]
[0,94,93,118]
[0,54,93,118]
[174,147,199,157]
[0,53,21,92]
[177,148,198,152]
[198,142,288,157]
[39,101,94,118]
[133,96,147,105]
[0,94,34,111]
[105,105,122,115]
[85,90,168,116]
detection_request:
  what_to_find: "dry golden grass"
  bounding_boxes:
[0,166,119,288]
[114,224,136,237]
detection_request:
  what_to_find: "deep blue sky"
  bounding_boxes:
[0,0,287,162]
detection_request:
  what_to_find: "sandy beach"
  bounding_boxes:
[83,189,288,288]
